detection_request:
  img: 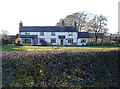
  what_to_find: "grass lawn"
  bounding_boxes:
[1,44,119,51]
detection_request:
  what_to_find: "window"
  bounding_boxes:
[51,32,55,36]
[40,32,44,36]
[68,32,73,36]
[22,39,31,43]
[81,39,86,43]
[25,32,30,35]
[51,38,56,43]
[68,38,73,43]
[39,38,45,43]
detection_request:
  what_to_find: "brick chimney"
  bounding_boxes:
[62,20,64,26]
[74,21,77,27]
[19,21,23,37]
[19,21,23,30]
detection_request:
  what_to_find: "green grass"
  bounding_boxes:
[1,44,119,51]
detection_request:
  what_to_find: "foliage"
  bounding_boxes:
[47,43,53,46]
[86,43,90,46]
[16,40,23,46]
[40,40,47,46]
[2,49,119,87]
[72,43,77,46]
[15,37,19,44]
[82,44,84,46]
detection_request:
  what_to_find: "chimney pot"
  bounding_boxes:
[62,20,64,26]
[19,21,23,28]
[74,21,77,27]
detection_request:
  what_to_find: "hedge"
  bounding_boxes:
[2,49,119,87]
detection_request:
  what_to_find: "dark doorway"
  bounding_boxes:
[61,39,63,45]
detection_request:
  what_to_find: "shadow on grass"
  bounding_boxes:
[2,44,24,51]
[1,44,119,51]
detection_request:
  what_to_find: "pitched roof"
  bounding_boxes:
[20,26,78,32]
[90,33,106,38]
[8,34,19,38]
[19,35,37,38]
[78,32,91,38]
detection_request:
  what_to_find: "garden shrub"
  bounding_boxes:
[72,43,77,46]
[41,40,47,46]
[82,44,84,46]
[86,43,89,46]
[97,42,102,46]
[16,40,23,46]
[47,43,52,46]
[89,42,96,46]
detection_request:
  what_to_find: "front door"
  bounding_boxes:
[61,39,63,45]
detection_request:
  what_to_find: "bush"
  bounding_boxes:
[41,40,47,46]
[82,44,84,46]
[97,42,102,46]
[16,40,23,46]
[72,43,77,46]
[47,43,52,46]
[111,43,116,46]
[86,43,90,46]
[90,42,96,46]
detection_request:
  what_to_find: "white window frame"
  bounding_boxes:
[25,32,30,35]
[51,32,55,36]
[68,38,73,43]
[68,32,73,36]
[51,38,56,43]
[22,38,31,44]
[40,32,44,36]
[81,39,86,43]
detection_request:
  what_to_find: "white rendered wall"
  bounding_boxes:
[20,32,78,45]
[77,38,90,46]
[19,38,33,46]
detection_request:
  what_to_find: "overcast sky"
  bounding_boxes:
[0,0,119,35]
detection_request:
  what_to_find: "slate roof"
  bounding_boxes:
[90,33,106,38]
[20,26,78,32]
[8,34,19,38]
[78,32,91,38]
[19,35,37,38]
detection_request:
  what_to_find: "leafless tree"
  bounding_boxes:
[86,15,108,42]
[1,29,9,44]
[56,11,90,32]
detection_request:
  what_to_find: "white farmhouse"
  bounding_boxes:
[19,21,91,46]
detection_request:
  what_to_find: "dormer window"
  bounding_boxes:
[51,32,55,36]
[40,32,44,36]
[25,32,30,35]
[68,32,73,36]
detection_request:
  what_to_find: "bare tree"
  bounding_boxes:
[86,15,108,42]
[1,29,9,44]
[56,11,90,32]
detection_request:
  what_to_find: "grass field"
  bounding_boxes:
[1,44,119,51]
